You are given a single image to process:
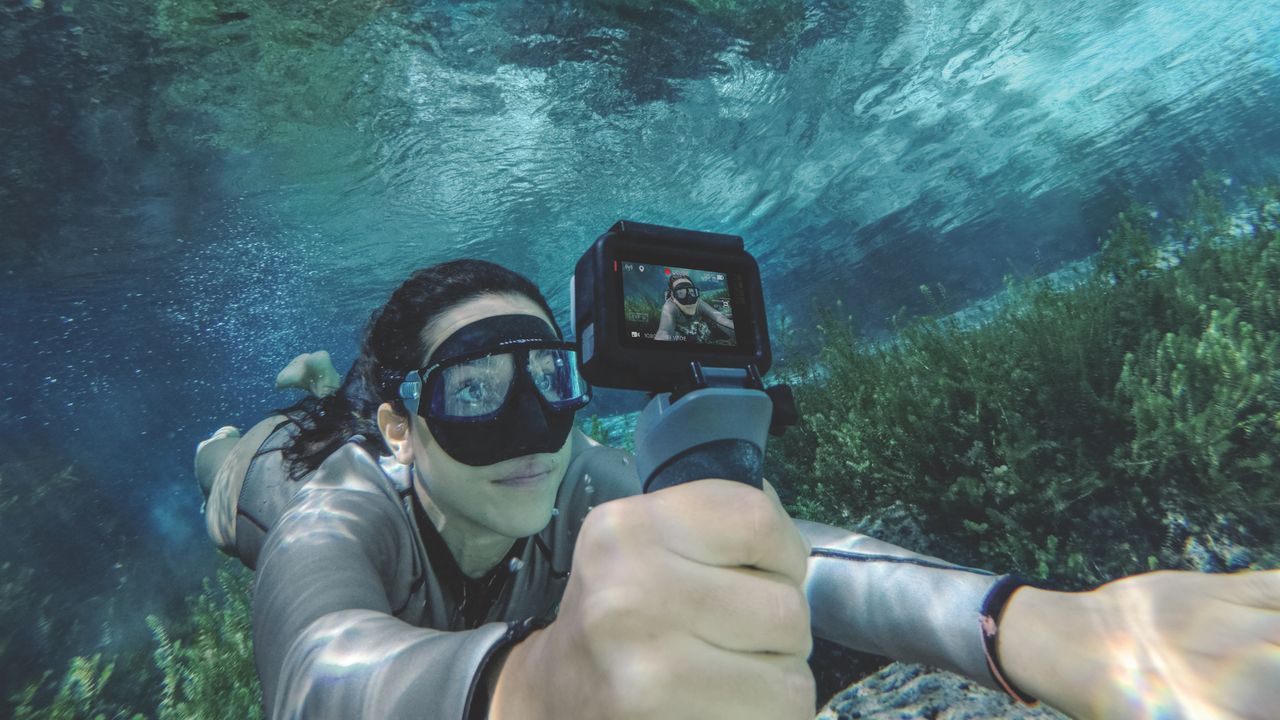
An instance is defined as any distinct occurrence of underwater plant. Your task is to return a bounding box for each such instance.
[10,654,145,720]
[8,559,260,719]
[622,293,665,331]
[0,561,35,661]
[582,413,638,453]
[0,453,262,717]
[769,179,1280,589]
[0,461,146,708]
[583,414,615,446]
[148,564,262,720]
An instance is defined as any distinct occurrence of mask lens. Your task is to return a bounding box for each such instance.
[673,286,699,301]
[430,354,516,419]
[527,348,588,407]
[424,345,589,420]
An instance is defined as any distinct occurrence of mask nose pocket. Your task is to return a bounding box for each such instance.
[504,372,556,456]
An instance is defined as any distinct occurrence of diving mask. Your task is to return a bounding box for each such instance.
[399,314,590,466]
[672,284,701,304]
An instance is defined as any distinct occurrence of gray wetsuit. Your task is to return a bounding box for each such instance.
[654,298,734,343]
[253,431,1008,719]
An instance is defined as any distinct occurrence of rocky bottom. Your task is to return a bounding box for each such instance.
[818,663,1070,720]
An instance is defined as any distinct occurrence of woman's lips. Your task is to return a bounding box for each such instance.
[494,468,550,488]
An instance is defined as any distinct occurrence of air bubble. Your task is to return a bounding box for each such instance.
[508,558,525,573]
[550,508,560,517]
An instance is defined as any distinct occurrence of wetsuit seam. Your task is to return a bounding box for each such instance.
[250,418,297,460]
[236,419,302,536]
[809,548,995,576]
[236,507,269,532]
[532,533,569,580]
[463,626,510,720]
[392,572,425,616]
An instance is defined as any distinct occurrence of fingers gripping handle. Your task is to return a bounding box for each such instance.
[634,389,773,493]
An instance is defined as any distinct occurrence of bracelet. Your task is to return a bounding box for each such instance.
[505,615,552,644]
[979,574,1040,706]
[470,617,554,720]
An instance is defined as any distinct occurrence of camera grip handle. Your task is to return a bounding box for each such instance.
[634,388,773,493]
[643,439,763,492]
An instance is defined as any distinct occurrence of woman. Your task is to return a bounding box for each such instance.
[197,260,1279,720]
[653,272,735,343]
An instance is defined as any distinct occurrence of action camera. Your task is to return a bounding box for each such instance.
[572,220,772,393]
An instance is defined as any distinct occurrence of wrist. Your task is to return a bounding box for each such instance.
[980,576,1040,706]
[488,626,550,720]
[997,586,1101,718]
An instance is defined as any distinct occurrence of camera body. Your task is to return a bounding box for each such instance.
[572,220,771,393]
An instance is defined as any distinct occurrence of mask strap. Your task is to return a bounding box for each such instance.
[400,370,424,416]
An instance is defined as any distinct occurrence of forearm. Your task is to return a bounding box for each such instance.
[260,609,510,719]
[797,520,1001,686]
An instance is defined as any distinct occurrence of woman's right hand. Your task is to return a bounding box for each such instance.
[491,479,816,720]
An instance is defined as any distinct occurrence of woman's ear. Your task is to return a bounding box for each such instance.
[377,402,414,465]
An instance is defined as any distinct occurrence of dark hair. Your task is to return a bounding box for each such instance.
[280,259,558,480]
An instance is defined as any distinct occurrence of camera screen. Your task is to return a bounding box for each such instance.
[619,261,739,348]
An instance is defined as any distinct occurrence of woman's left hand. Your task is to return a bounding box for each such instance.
[998,569,1280,719]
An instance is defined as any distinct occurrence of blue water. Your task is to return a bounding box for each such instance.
[2,0,1279,706]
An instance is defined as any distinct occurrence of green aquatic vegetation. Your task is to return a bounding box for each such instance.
[623,293,664,329]
[1118,308,1279,510]
[11,654,144,720]
[149,564,261,720]
[0,561,35,659]
[583,415,614,446]
[770,179,1280,588]
[0,457,260,717]
[0,461,137,704]
[700,288,732,313]
[10,561,260,719]
[582,414,637,453]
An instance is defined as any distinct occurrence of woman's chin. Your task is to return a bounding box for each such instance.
[488,487,558,537]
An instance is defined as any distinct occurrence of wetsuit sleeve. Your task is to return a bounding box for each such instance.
[654,300,680,340]
[795,519,1005,692]
[696,299,734,333]
[252,449,509,720]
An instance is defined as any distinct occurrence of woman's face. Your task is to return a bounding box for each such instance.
[672,279,698,316]
[403,293,573,540]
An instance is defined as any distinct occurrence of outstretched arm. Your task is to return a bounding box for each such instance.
[254,445,519,719]
[654,301,681,341]
[999,570,1280,719]
[796,519,1004,688]
[797,516,1280,719]
[697,299,734,333]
